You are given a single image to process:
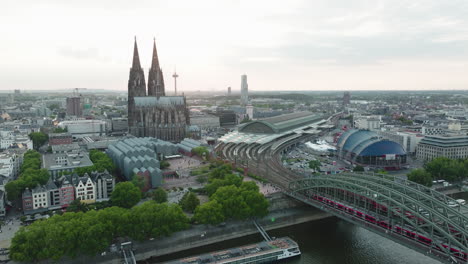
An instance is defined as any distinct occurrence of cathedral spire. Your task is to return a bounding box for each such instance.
[148,38,165,97]
[151,38,160,70]
[132,37,142,69]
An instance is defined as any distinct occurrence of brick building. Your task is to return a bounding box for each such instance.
[49,133,73,145]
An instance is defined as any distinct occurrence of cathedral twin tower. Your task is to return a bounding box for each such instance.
[128,38,165,98]
[128,38,189,142]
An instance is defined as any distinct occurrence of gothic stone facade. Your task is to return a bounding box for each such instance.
[128,39,190,142]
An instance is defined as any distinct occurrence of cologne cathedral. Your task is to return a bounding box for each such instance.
[127,38,190,142]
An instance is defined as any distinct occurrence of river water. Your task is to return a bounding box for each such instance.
[150,217,441,264]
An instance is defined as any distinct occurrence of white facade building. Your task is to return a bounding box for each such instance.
[94,173,115,202]
[32,186,49,210]
[0,152,21,179]
[58,120,107,138]
[246,105,254,120]
[75,177,96,204]
[354,116,381,131]
[379,131,423,154]
[0,135,33,150]
[417,135,468,161]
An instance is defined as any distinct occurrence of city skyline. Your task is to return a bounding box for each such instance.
[1,0,468,91]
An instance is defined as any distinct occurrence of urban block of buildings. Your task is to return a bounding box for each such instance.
[42,145,94,179]
[22,171,115,214]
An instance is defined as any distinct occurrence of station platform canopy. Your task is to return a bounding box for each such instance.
[219,112,328,146]
[239,112,326,134]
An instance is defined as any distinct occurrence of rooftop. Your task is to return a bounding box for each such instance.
[42,151,93,170]
[239,112,325,134]
[49,132,72,138]
[419,134,468,147]
[51,143,80,153]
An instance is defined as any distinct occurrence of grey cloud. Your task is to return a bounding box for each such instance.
[242,0,468,66]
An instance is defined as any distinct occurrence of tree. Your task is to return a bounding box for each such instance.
[152,187,168,203]
[424,157,451,180]
[67,199,89,213]
[48,104,60,111]
[209,164,233,180]
[111,182,141,208]
[205,179,226,196]
[194,200,225,225]
[53,127,67,133]
[242,190,269,218]
[240,181,259,192]
[407,169,433,187]
[353,165,365,172]
[9,201,191,262]
[89,150,116,174]
[131,174,146,192]
[179,192,200,213]
[196,175,208,184]
[211,185,250,219]
[192,146,209,158]
[160,160,170,169]
[128,201,189,241]
[205,174,242,196]
[5,181,21,201]
[28,132,48,150]
[309,160,321,172]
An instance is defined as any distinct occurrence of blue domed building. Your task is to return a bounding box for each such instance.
[337,129,407,169]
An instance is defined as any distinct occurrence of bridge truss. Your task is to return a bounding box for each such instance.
[288,172,468,263]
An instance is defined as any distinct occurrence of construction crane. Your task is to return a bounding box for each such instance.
[72,88,87,97]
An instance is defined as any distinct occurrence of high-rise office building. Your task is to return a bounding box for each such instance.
[343,92,351,105]
[66,97,82,116]
[227,87,231,96]
[241,75,249,106]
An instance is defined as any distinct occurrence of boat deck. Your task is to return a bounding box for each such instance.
[163,237,298,264]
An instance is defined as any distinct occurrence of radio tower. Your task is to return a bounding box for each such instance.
[172,69,179,95]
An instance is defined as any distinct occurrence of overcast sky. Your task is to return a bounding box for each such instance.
[1,0,468,92]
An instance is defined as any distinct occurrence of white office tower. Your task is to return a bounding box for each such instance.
[241,75,249,106]
[246,105,254,120]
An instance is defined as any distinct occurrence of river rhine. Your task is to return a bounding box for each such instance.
[150,217,441,264]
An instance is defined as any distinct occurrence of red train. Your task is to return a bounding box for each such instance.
[310,194,468,262]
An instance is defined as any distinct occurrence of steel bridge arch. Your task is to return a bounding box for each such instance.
[288,173,468,261]
[290,178,463,249]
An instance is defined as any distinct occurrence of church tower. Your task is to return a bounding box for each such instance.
[148,39,165,97]
[128,38,146,128]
